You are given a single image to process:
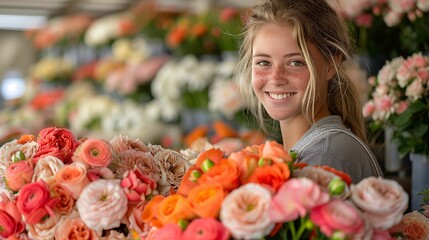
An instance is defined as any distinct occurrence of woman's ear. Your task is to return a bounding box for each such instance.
[326,54,342,80]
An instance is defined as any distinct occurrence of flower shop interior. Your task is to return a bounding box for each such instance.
[0,0,429,239]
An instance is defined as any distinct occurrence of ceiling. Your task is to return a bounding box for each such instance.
[0,0,258,30]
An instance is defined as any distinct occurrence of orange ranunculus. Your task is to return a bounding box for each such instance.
[246,162,291,192]
[212,120,238,139]
[260,141,293,164]
[188,183,225,218]
[177,166,200,196]
[183,125,209,148]
[166,26,187,48]
[229,149,259,182]
[141,195,165,228]
[156,194,196,226]
[198,159,240,192]
[195,148,225,169]
[316,165,352,186]
[191,23,207,37]
[17,134,35,144]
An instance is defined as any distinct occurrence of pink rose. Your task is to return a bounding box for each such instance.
[406,78,424,100]
[350,177,408,229]
[181,218,230,240]
[32,127,80,164]
[74,138,113,167]
[16,181,59,225]
[269,178,330,222]
[310,199,365,237]
[0,200,25,238]
[55,162,90,199]
[5,160,34,191]
[395,100,409,114]
[220,183,274,239]
[54,217,98,240]
[121,168,157,204]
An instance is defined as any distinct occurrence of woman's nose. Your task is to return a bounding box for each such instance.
[272,65,288,83]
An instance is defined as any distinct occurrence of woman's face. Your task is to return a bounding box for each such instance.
[251,23,331,122]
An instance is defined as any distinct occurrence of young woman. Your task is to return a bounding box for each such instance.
[235,0,383,183]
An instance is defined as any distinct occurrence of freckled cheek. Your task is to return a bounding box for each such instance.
[251,69,267,91]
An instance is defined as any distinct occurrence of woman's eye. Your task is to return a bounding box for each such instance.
[256,61,271,66]
[289,60,305,67]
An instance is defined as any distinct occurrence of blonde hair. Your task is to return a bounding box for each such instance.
[235,0,367,142]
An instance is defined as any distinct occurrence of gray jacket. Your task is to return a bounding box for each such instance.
[291,115,383,184]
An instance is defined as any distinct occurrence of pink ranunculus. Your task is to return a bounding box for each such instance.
[75,138,113,167]
[121,168,157,204]
[76,179,128,232]
[151,224,183,240]
[0,200,25,238]
[350,177,408,230]
[362,101,375,118]
[269,178,330,222]
[32,127,80,164]
[55,162,90,199]
[220,183,274,239]
[5,160,34,192]
[16,181,59,225]
[310,199,365,238]
[54,217,98,240]
[181,217,230,240]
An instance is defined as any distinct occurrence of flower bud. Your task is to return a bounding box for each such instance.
[304,219,315,230]
[331,231,346,240]
[258,158,272,167]
[12,151,25,162]
[289,151,298,161]
[189,169,202,182]
[178,219,189,230]
[201,159,215,172]
[329,178,346,195]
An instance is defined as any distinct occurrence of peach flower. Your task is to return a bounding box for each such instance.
[51,184,75,215]
[26,213,62,240]
[398,211,429,240]
[5,160,34,192]
[55,162,90,199]
[188,183,225,218]
[350,177,408,229]
[156,194,196,226]
[76,179,128,232]
[54,217,98,240]
[220,183,274,239]
[74,138,113,167]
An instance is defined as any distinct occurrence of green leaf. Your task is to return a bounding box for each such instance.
[407,100,426,114]
[394,112,412,128]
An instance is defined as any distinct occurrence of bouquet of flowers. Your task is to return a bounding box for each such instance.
[0,127,193,239]
[138,141,410,240]
[362,52,429,156]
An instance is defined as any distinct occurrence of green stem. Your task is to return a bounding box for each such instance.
[288,221,296,240]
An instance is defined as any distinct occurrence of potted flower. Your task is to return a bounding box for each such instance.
[362,52,429,210]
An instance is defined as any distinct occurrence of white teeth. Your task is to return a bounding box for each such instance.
[269,92,296,100]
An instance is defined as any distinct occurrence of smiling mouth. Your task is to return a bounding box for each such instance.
[269,92,296,100]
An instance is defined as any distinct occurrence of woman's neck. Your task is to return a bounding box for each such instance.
[280,115,311,152]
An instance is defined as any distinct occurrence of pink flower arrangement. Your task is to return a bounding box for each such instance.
[0,126,192,239]
[363,52,429,156]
